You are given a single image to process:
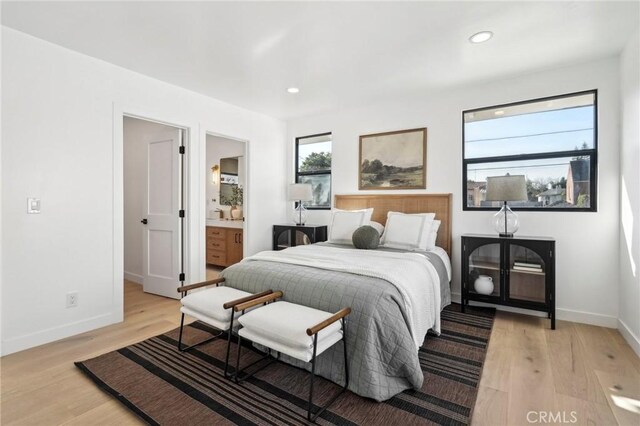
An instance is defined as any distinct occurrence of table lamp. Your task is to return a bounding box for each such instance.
[485,174,527,237]
[288,183,313,225]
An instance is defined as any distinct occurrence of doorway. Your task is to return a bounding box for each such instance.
[123,116,186,299]
[205,133,247,280]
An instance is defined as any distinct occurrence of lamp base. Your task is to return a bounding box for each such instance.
[493,203,520,237]
[292,202,308,226]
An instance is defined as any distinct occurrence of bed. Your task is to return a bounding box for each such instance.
[220,194,452,401]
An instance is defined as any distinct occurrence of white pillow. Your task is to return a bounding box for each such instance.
[328,208,374,244]
[425,220,441,250]
[381,211,435,250]
[368,221,385,236]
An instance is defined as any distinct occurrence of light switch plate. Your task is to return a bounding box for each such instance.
[27,198,41,214]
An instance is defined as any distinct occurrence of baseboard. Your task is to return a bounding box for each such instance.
[618,318,640,357]
[124,271,143,284]
[556,308,618,328]
[451,292,618,328]
[1,312,120,356]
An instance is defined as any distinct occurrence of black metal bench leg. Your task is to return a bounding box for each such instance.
[176,312,224,352]
[307,318,349,423]
[177,312,185,349]
[308,334,319,421]
[233,341,276,383]
[224,310,236,379]
[234,334,243,383]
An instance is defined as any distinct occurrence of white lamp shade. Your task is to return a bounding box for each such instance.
[288,183,313,201]
[485,175,527,201]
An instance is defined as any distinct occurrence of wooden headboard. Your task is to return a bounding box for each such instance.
[334,194,453,256]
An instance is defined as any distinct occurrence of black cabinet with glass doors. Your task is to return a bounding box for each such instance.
[273,225,328,251]
[461,234,556,329]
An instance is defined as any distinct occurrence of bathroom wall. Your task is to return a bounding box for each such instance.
[206,134,246,219]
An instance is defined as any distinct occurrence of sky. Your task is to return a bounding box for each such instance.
[465,105,594,182]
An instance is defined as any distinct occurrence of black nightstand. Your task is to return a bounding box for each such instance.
[461,234,556,329]
[273,224,328,250]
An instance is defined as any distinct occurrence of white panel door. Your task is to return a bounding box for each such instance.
[143,128,182,299]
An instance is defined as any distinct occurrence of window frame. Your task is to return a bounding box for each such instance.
[295,132,333,210]
[462,89,598,212]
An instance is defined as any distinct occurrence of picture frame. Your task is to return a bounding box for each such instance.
[359,127,427,190]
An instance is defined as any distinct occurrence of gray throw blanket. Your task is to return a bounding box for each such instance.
[220,244,450,401]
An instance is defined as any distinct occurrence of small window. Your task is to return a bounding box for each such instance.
[296,133,332,209]
[463,90,597,211]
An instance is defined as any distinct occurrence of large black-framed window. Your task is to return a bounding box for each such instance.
[295,132,332,209]
[463,90,597,212]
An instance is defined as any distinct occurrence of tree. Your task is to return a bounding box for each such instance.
[300,152,331,172]
[557,176,567,189]
[526,178,549,200]
[362,159,383,174]
[573,142,590,160]
[576,194,590,208]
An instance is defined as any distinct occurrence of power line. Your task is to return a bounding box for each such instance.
[465,127,594,143]
[468,162,572,172]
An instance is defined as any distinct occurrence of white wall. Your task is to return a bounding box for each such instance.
[287,57,621,327]
[123,117,178,283]
[619,29,640,355]
[1,27,287,355]
[205,135,245,219]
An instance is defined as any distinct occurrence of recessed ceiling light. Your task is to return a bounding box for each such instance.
[287,87,300,94]
[469,31,493,44]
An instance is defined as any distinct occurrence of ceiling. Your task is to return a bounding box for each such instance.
[2,1,638,120]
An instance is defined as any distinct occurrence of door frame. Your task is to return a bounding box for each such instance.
[113,103,197,321]
[203,131,249,277]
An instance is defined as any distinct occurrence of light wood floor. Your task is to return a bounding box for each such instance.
[1,281,638,425]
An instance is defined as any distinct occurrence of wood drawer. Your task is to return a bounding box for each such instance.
[206,227,226,239]
[206,250,227,266]
[207,238,226,250]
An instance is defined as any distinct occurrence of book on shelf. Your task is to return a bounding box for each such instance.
[513,265,544,273]
[514,261,542,268]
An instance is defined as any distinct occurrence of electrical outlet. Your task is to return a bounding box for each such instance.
[27,198,41,214]
[66,292,78,308]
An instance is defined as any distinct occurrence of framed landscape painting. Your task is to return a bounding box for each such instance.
[359,128,427,190]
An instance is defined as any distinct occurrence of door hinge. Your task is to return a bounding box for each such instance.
[179,272,185,282]
[179,209,185,218]
[179,146,185,154]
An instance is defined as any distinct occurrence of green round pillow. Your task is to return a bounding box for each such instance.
[352,225,380,249]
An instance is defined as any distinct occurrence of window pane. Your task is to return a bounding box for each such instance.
[298,134,332,173]
[466,155,592,209]
[464,93,595,159]
[298,174,331,208]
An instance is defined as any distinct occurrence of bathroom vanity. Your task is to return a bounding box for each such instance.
[206,219,243,268]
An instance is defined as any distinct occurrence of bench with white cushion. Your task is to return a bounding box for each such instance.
[176,278,272,378]
[232,291,351,422]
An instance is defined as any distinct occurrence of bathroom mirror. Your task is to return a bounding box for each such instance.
[219,157,239,205]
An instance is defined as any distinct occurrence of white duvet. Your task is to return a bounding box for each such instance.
[247,245,441,349]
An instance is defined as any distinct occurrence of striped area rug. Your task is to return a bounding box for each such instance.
[76,304,494,425]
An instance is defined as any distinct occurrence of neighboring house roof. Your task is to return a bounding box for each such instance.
[467,181,486,190]
[538,187,565,197]
[569,160,590,182]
